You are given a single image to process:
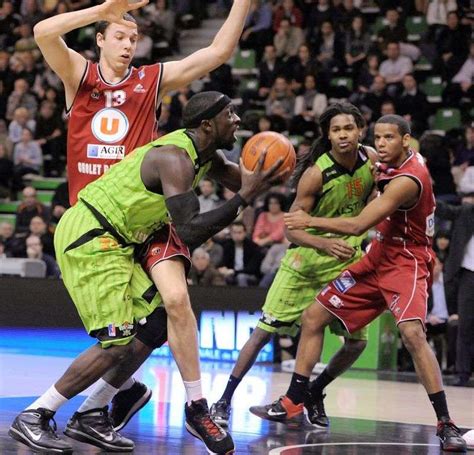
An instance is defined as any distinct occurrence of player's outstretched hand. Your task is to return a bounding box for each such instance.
[319,238,355,261]
[100,0,149,27]
[284,209,312,230]
[238,151,288,204]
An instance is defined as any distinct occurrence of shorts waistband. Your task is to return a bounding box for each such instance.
[375,231,426,246]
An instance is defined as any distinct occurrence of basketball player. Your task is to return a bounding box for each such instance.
[32,0,251,437]
[211,103,376,428]
[9,92,286,454]
[254,115,467,453]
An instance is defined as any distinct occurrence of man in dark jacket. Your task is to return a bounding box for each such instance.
[436,193,474,386]
[219,221,264,286]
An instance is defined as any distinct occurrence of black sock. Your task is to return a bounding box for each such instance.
[221,375,242,403]
[286,373,309,405]
[428,391,450,421]
[310,369,334,396]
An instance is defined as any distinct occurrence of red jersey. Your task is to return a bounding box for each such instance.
[67,62,162,205]
[376,151,436,246]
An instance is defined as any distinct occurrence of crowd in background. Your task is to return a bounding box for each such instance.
[0,0,472,377]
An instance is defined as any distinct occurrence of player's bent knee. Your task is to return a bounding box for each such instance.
[102,340,136,363]
[399,322,426,351]
[301,305,327,331]
[161,289,190,315]
[250,327,273,347]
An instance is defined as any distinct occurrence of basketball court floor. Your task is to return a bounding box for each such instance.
[1,328,473,454]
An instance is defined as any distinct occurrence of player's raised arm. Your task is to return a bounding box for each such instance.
[160,0,251,93]
[33,0,148,104]
[285,175,419,236]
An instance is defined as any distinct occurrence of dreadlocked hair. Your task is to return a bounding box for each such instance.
[291,102,366,188]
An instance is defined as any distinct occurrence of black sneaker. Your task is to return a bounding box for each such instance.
[436,417,467,452]
[185,398,235,454]
[304,391,330,428]
[110,381,152,431]
[64,406,134,452]
[210,399,231,427]
[249,395,304,423]
[9,408,73,454]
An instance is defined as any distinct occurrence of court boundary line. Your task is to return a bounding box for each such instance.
[269,442,438,454]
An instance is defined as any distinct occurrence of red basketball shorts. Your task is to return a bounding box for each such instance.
[140,224,191,275]
[316,239,435,333]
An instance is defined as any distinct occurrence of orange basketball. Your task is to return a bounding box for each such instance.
[241,131,296,182]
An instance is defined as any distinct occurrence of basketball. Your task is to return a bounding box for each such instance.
[241,131,296,182]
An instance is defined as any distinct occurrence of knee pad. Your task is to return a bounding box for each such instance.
[135,306,168,349]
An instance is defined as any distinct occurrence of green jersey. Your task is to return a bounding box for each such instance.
[306,144,374,247]
[79,129,211,244]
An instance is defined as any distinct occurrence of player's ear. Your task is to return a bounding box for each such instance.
[402,133,411,148]
[201,119,213,134]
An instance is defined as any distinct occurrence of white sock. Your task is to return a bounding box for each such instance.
[77,378,119,413]
[119,377,135,392]
[183,379,203,405]
[27,385,68,412]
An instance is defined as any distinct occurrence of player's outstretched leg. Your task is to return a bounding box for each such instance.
[210,327,272,427]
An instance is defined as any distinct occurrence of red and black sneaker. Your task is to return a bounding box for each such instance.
[185,398,235,454]
[436,417,467,452]
[249,395,304,423]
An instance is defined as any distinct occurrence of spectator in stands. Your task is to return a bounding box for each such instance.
[258,45,286,98]
[35,100,65,177]
[202,63,235,98]
[420,134,457,201]
[202,237,224,268]
[344,15,370,76]
[359,74,391,119]
[15,186,48,233]
[436,11,470,79]
[452,124,474,170]
[434,230,451,264]
[377,9,407,50]
[12,128,43,191]
[6,78,38,122]
[306,0,337,46]
[252,192,286,249]
[426,257,450,366]
[169,85,195,127]
[313,20,345,74]
[25,233,60,278]
[0,1,21,49]
[335,0,362,31]
[239,0,273,60]
[436,193,474,386]
[379,41,413,96]
[265,76,295,129]
[50,179,70,226]
[188,247,225,286]
[356,53,381,93]
[156,103,180,136]
[0,221,16,256]
[425,0,457,40]
[380,99,396,116]
[273,0,303,33]
[0,237,6,258]
[274,18,304,59]
[219,221,263,287]
[14,22,40,54]
[144,0,176,45]
[222,187,255,235]
[28,214,54,257]
[8,106,36,145]
[0,120,12,157]
[20,0,45,27]
[444,41,474,105]
[0,79,7,122]
[286,43,322,91]
[291,74,327,135]
[259,237,290,288]
[198,178,222,213]
[396,73,428,137]
[0,143,13,198]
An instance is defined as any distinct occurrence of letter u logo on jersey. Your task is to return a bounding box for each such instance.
[91,108,129,143]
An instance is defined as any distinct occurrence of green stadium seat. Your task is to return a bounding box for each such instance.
[370,17,389,39]
[432,108,462,133]
[238,77,259,95]
[30,178,66,191]
[330,77,353,91]
[421,76,445,103]
[0,201,20,214]
[232,49,258,76]
[414,56,433,72]
[0,213,16,226]
[406,16,428,42]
